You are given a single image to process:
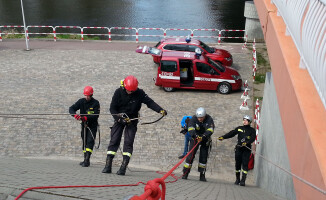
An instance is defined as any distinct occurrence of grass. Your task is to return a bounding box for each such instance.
[255,73,266,84]
[253,96,263,101]
[256,51,268,66]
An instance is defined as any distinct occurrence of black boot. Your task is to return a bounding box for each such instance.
[79,152,86,165]
[117,156,130,175]
[199,172,207,182]
[240,173,247,186]
[81,152,91,167]
[182,167,190,180]
[102,155,114,173]
[234,172,241,185]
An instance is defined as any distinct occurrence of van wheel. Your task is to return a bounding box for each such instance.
[218,82,231,94]
[163,87,175,92]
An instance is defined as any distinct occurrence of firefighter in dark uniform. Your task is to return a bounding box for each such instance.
[102,75,167,175]
[182,107,214,182]
[218,115,256,186]
[69,86,100,167]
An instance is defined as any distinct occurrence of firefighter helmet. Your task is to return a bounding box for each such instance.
[243,115,252,122]
[196,107,206,118]
[83,86,93,96]
[124,75,138,92]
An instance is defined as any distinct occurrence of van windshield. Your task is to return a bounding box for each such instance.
[200,41,214,53]
[208,58,225,72]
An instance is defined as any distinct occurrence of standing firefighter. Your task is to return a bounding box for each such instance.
[102,75,167,175]
[182,107,214,182]
[69,86,100,167]
[218,115,256,186]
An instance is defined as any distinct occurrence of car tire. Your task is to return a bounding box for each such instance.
[163,87,175,92]
[218,82,231,94]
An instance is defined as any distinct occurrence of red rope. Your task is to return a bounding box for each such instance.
[131,140,200,200]
[15,182,146,200]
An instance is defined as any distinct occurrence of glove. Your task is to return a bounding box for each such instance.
[118,117,131,125]
[242,142,247,146]
[218,136,224,141]
[81,116,87,122]
[160,109,167,116]
[74,114,81,120]
[180,128,187,135]
[196,136,202,142]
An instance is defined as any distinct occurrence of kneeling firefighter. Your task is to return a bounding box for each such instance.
[102,75,167,175]
[69,86,100,167]
[218,115,256,186]
[182,107,215,182]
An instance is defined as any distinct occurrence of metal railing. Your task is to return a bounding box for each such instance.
[271,0,326,109]
[0,25,246,44]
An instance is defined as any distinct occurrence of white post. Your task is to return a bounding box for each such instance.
[20,0,30,50]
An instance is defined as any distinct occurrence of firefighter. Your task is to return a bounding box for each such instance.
[218,115,256,186]
[69,86,100,167]
[182,107,214,182]
[102,75,167,175]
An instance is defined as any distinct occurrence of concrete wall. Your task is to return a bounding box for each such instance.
[254,0,326,199]
[244,1,264,42]
[255,72,296,200]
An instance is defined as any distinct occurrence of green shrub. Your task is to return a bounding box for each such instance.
[255,73,265,83]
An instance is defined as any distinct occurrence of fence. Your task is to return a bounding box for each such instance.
[0,25,246,44]
[271,0,326,109]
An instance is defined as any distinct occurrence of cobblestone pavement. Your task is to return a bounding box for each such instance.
[0,40,281,200]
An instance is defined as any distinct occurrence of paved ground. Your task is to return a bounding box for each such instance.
[0,157,285,200]
[0,40,283,200]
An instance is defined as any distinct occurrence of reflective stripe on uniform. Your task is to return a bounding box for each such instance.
[87,111,95,114]
[198,163,206,168]
[86,148,93,153]
[184,163,192,168]
[207,128,213,132]
[123,152,132,157]
[83,150,86,153]
[236,170,241,173]
[107,151,116,155]
[242,170,248,174]
[188,127,195,131]
[238,129,243,132]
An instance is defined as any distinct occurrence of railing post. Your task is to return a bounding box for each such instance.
[218,31,221,45]
[135,28,139,43]
[53,27,56,42]
[108,28,111,42]
[81,28,84,42]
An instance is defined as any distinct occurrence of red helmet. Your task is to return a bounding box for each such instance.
[124,75,138,92]
[83,86,93,96]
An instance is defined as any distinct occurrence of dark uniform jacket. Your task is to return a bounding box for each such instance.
[222,125,256,148]
[188,114,215,138]
[110,87,163,121]
[69,98,100,126]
